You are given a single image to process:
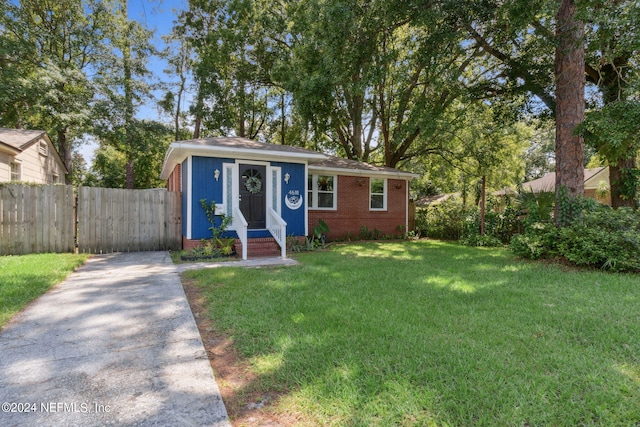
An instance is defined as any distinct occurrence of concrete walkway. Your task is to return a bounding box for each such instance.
[0,251,230,427]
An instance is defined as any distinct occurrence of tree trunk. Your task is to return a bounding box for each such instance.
[125,156,135,189]
[598,59,635,208]
[480,176,486,236]
[193,86,204,139]
[122,7,135,189]
[554,0,585,220]
[57,128,72,184]
[609,159,638,209]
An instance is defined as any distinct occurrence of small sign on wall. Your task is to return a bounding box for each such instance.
[285,190,303,210]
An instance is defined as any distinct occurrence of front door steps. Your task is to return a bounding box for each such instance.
[234,237,281,258]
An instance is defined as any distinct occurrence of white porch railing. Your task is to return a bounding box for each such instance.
[233,206,249,260]
[267,207,287,258]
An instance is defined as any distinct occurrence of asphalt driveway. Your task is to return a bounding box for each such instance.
[0,251,230,426]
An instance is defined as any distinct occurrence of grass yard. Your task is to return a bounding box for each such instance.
[184,240,640,426]
[0,253,90,328]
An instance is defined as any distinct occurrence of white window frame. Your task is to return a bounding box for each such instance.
[39,140,49,156]
[268,166,282,215]
[10,161,21,181]
[369,178,387,211]
[308,173,337,210]
[222,162,237,222]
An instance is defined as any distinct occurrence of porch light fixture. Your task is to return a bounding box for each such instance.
[284,173,290,184]
[395,182,403,189]
[214,169,220,181]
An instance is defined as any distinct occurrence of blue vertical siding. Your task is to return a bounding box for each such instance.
[191,156,235,239]
[185,157,307,240]
[272,161,306,236]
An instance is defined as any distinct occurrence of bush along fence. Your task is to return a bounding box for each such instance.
[0,184,181,255]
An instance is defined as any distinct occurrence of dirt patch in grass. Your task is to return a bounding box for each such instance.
[181,277,296,427]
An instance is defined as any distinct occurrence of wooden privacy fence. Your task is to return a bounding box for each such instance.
[77,187,181,253]
[0,184,75,255]
[0,184,182,255]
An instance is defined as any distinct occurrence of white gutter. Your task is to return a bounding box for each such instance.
[308,165,420,180]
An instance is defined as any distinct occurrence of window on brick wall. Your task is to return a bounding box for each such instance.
[370,178,387,210]
[308,174,336,209]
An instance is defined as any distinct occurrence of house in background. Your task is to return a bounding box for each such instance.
[0,128,67,184]
[520,167,611,205]
[160,137,418,259]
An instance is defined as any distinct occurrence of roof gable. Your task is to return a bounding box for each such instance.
[0,128,46,150]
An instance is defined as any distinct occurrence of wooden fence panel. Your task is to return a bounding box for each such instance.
[76,187,181,253]
[0,184,74,255]
[1,185,181,255]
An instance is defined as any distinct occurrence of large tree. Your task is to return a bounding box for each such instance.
[184,0,276,139]
[554,0,585,207]
[0,0,109,183]
[92,0,155,189]
[458,0,639,208]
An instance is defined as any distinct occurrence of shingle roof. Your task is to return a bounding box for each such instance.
[0,128,46,150]
[308,154,418,178]
[521,168,606,193]
[183,137,324,156]
[160,137,418,180]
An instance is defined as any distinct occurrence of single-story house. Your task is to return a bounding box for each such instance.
[160,137,418,259]
[0,128,67,184]
[521,167,611,205]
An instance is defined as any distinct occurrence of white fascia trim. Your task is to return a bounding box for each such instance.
[161,143,325,180]
[308,165,419,180]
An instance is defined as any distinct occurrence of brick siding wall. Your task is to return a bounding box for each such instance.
[166,164,181,192]
[308,175,408,240]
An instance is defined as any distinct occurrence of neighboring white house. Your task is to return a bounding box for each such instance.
[0,128,67,184]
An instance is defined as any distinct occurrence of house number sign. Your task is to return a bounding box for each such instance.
[285,190,303,210]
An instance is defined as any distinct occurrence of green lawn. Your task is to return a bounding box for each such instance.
[185,240,640,426]
[0,253,90,328]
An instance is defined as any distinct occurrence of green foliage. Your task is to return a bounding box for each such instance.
[555,187,599,227]
[287,235,305,253]
[578,101,640,165]
[557,207,640,272]
[0,253,89,327]
[199,198,232,240]
[415,198,467,240]
[359,225,383,240]
[510,223,559,259]
[460,207,517,247]
[516,190,555,226]
[304,219,330,250]
[511,206,640,272]
[87,121,172,188]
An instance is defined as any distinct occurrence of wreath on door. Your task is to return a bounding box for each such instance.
[244,169,263,194]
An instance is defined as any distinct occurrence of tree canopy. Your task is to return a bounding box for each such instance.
[0,0,638,203]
